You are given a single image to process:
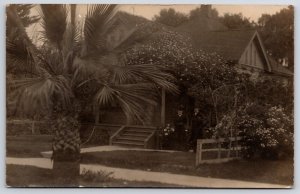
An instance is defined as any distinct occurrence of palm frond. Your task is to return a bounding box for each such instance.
[61,24,82,73]
[62,4,81,59]
[106,63,178,93]
[6,5,40,66]
[6,34,35,75]
[38,48,64,75]
[94,83,158,123]
[71,56,107,87]
[10,75,73,115]
[39,4,68,49]
[83,4,117,54]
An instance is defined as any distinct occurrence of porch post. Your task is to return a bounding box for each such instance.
[161,88,166,127]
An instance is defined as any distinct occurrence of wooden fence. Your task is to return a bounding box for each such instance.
[196,136,243,165]
[6,120,52,135]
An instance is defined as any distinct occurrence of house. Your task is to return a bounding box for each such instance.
[95,8,294,148]
[176,5,293,84]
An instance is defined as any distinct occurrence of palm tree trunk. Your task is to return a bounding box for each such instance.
[52,115,81,187]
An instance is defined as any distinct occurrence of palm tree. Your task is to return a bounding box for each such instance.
[7,4,177,186]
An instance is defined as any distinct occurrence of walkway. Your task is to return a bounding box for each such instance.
[41,145,179,158]
[6,157,290,188]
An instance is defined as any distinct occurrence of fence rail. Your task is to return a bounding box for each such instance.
[7,120,52,135]
[196,136,243,165]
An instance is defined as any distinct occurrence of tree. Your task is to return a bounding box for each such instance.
[257,6,294,70]
[6,4,39,75]
[6,4,39,36]
[153,8,188,27]
[189,6,219,20]
[219,13,254,29]
[6,4,177,186]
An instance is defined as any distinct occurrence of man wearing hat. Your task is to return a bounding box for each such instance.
[173,106,187,151]
[189,107,207,152]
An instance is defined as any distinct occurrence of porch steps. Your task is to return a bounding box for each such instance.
[110,126,157,148]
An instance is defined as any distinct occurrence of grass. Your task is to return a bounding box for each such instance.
[6,135,294,186]
[6,135,97,158]
[6,164,179,187]
[81,150,294,186]
[6,135,52,158]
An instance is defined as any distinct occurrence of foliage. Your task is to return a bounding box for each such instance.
[257,6,294,70]
[246,77,294,113]
[162,124,175,137]
[189,6,219,19]
[159,124,175,149]
[6,4,39,75]
[207,76,294,160]
[214,112,238,139]
[153,8,188,27]
[6,4,40,36]
[219,13,254,29]
[81,169,113,183]
[124,22,241,126]
[6,5,178,181]
[213,103,293,161]
[237,103,294,159]
[7,5,177,124]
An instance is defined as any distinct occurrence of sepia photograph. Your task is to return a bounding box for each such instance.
[5,4,294,188]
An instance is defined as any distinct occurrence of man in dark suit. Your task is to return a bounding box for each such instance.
[173,108,187,151]
[189,108,207,152]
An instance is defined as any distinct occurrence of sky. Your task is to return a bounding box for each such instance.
[74,4,288,22]
[29,4,288,23]
[27,4,288,40]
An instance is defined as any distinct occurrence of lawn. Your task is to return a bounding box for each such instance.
[7,135,294,186]
[6,164,178,187]
[6,135,52,158]
[81,150,294,186]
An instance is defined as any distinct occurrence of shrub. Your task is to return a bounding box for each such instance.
[211,101,294,160]
[159,124,175,149]
[238,104,294,159]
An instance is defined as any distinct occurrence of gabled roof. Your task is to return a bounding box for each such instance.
[194,29,256,62]
[112,11,148,27]
[176,17,257,62]
[176,16,276,73]
[177,16,228,33]
[110,11,293,77]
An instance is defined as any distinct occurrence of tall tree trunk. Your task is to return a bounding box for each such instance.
[52,115,81,187]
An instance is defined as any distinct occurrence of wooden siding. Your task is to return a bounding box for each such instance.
[239,38,265,70]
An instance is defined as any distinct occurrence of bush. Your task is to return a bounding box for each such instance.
[158,124,176,150]
[238,104,294,159]
[211,101,294,160]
